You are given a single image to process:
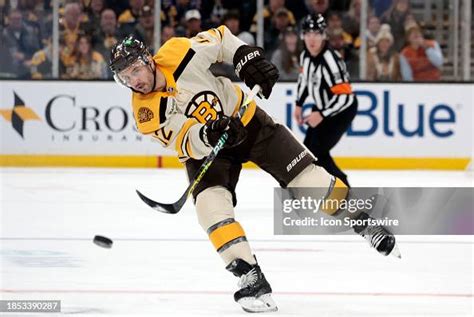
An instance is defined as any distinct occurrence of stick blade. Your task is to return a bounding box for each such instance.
[136,189,183,214]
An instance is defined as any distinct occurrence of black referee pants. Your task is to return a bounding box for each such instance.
[303,99,358,187]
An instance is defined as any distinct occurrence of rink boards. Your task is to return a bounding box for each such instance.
[0,80,472,169]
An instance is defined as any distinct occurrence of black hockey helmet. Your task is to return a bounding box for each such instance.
[109,35,156,90]
[301,13,327,34]
[109,35,150,74]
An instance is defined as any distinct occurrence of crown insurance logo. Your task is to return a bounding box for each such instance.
[0,92,41,138]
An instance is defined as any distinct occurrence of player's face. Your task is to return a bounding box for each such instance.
[118,60,155,94]
[304,31,324,56]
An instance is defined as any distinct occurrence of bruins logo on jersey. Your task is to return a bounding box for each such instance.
[185,91,223,124]
[137,107,154,123]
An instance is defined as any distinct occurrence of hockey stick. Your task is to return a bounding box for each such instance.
[136,85,261,214]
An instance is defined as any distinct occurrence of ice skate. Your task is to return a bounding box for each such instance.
[353,212,401,258]
[226,258,278,313]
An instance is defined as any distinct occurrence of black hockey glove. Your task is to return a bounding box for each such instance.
[203,115,247,148]
[233,45,279,99]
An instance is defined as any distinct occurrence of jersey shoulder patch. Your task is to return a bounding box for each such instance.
[132,91,170,134]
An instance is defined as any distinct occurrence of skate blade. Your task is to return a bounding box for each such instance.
[238,293,278,313]
[390,243,402,259]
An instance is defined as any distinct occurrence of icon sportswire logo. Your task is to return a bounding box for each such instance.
[0,92,41,138]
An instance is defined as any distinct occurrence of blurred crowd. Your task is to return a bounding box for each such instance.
[0,0,444,81]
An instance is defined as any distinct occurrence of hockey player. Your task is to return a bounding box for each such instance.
[295,14,358,187]
[109,25,400,313]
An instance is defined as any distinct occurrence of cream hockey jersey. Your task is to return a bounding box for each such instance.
[131,25,257,161]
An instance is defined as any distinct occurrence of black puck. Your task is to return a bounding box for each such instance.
[93,235,113,248]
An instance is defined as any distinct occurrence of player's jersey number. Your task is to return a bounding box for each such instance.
[153,126,173,146]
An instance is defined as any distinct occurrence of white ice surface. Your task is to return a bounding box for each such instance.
[0,168,473,316]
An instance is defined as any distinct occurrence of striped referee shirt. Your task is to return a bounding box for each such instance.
[296,43,356,117]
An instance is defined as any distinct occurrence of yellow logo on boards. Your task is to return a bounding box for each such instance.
[0,92,41,138]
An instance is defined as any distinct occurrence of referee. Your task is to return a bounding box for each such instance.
[294,13,358,187]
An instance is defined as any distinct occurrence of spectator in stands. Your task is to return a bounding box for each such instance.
[184,9,201,38]
[271,26,301,81]
[84,0,105,29]
[93,8,121,78]
[261,7,295,56]
[366,24,401,80]
[161,24,175,45]
[118,0,144,24]
[132,5,154,50]
[68,33,107,79]
[160,1,178,28]
[223,11,255,45]
[327,27,359,79]
[403,13,418,31]
[371,0,393,18]
[366,15,381,48]
[327,27,345,54]
[342,0,362,38]
[2,9,41,78]
[216,0,255,31]
[273,8,294,35]
[327,11,356,48]
[17,0,43,40]
[206,0,226,28]
[95,9,120,54]
[285,0,309,21]
[381,0,411,51]
[306,0,331,17]
[105,0,129,18]
[60,2,88,63]
[250,0,296,36]
[175,0,195,25]
[0,30,15,76]
[31,0,54,42]
[118,0,144,35]
[400,25,443,81]
[29,39,67,79]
